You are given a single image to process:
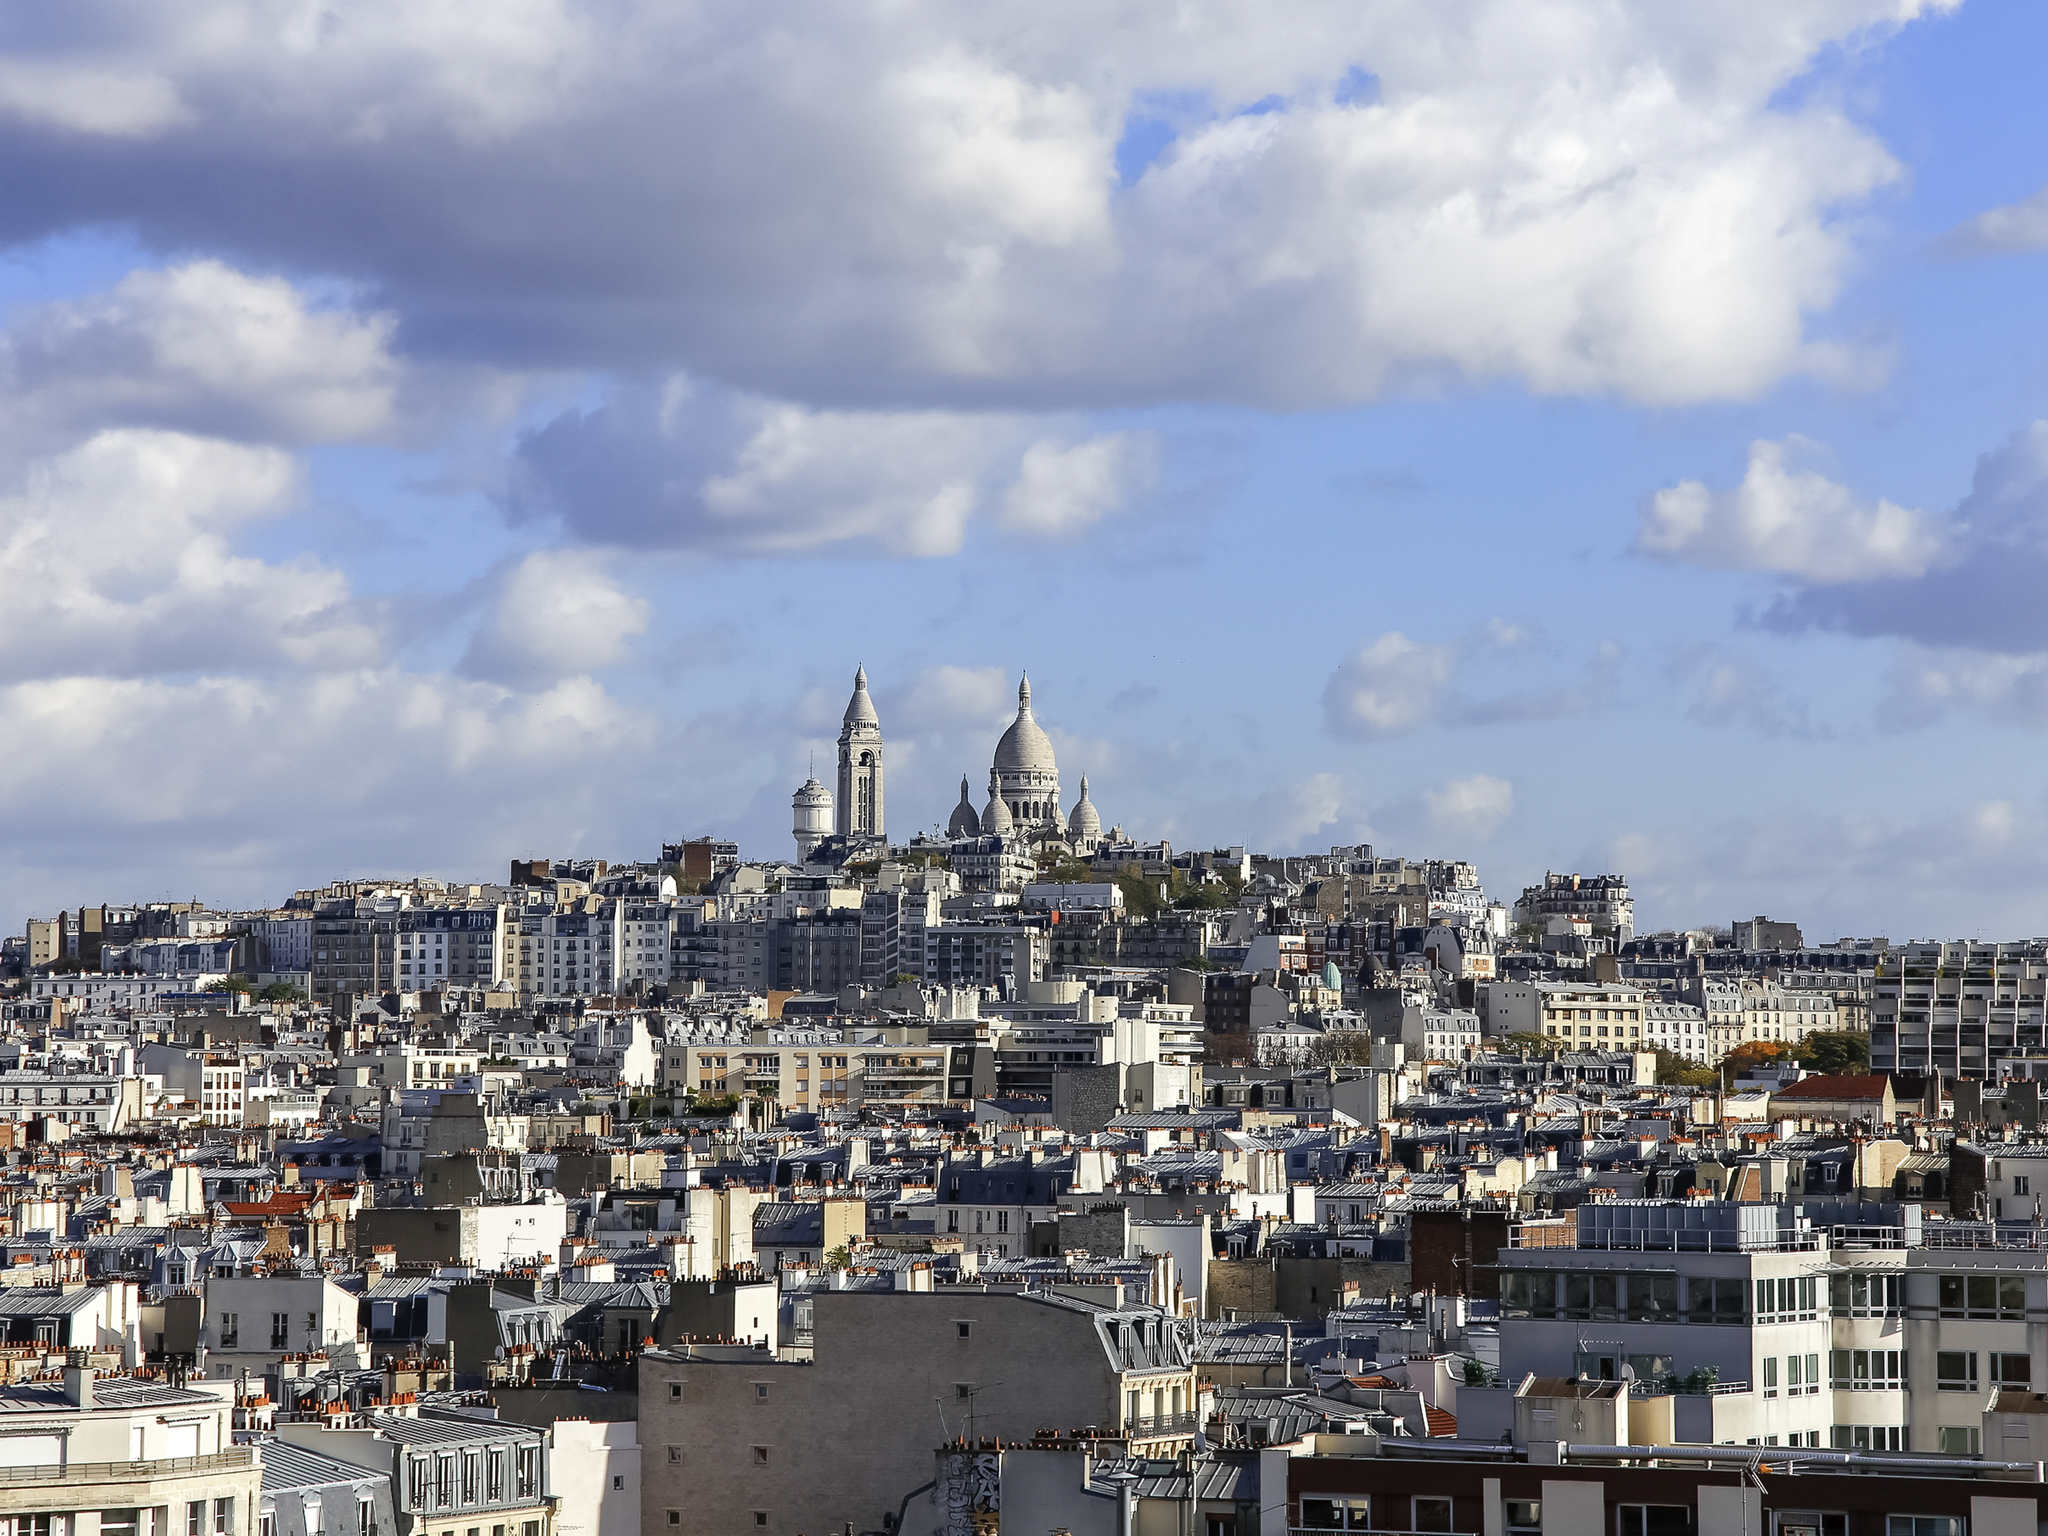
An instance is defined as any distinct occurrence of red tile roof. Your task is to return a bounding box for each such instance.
[1772,1074,1889,1101]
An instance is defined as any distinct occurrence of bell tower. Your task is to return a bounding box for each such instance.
[836,665,885,839]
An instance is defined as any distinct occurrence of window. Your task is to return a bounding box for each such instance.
[956,1321,972,1339]
[462,1453,480,1504]
[1992,1352,2031,1387]
[752,1447,768,1465]
[1617,1507,1692,1536]
[102,1514,140,1536]
[1411,1497,1454,1534]
[271,1312,290,1348]
[1936,1351,1979,1392]
[1831,1426,1905,1451]
[666,1448,682,1465]
[668,1384,682,1400]
[753,1383,770,1401]
[1830,1349,1904,1391]
[409,1459,430,1507]
[1936,1426,1981,1457]
[1505,1501,1541,1536]
[1886,1520,1963,1536]
[436,1457,455,1507]
[1938,1273,2026,1319]
[359,1500,376,1536]
[1828,1272,1902,1318]
[2017,1176,2031,1196]
[189,1504,207,1536]
[214,1502,233,1536]
[219,1313,239,1349]
[486,1451,505,1501]
[516,1448,538,1500]
[665,1518,679,1529]
[1763,1357,1778,1398]
[752,1518,767,1530]
[1296,1501,1373,1531]
[610,1478,623,1493]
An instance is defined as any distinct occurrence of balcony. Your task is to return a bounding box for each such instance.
[0,1448,257,1486]
[1126,1411,1199,1438]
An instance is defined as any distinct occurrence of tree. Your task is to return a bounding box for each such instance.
[1113,871,1165,920]
[1722,1039,1791,1073]
[256,982,304,1003]
[1653,1050,1718,1089]
[1795,1030,1869,1076]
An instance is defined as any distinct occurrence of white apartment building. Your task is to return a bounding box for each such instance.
[1513,872,1634,940]
[506,901,626,999]
[1484,980,1646,1049]
[1644,1001,1712,1062]
[393,906,508,993]
[0,1073,144,1131]
[1400,1005,1481,1061]
[1696,978,1839,1058]
[200,1059,246,1126]
[0,1358,258,1536]
[1486,1202,2048,1458]
[1872,940,2048,1078]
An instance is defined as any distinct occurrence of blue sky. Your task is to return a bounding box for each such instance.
[1,1,2046,940]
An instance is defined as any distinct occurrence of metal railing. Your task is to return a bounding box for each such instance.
[1126,1411,1199,1437]
[0,1448,256,1485]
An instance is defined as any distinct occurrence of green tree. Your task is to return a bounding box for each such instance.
[1794,1030,1869,1076]
[1653,1049,1718,1089]
[256,982,305,1003]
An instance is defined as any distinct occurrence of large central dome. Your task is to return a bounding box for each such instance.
[992,674,1057,774]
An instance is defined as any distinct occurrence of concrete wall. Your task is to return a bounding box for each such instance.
[639,1291,1146,1536]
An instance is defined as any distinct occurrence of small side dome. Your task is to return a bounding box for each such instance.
[1066,774,1102,840]
[981,770,1013,836]
[946,776,981,838]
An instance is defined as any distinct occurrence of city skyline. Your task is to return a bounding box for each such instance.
[4,4,2048,938]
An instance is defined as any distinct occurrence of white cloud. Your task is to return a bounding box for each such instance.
[514,378,1159,555]
[1951,185,2048,254]
[0,1,1955,408]
[1426,774,1514,842]
[1321,632,1454,738]
[890,665,1014,733]
[0,428,379,679]
[0,261,399,447]
[1638,437,1947,583]
[0,59,186,137]
[1000,432,1156,536]
[0,666,654,921]
[462,549,649,684]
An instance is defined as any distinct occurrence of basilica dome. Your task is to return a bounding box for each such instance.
[992,675,1057,775]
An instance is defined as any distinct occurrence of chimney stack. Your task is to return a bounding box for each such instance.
[63,1348,94,1408]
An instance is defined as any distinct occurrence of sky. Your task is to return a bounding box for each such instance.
[2,1,2048,940]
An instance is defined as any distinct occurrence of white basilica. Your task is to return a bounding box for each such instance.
[791,668,1104,861]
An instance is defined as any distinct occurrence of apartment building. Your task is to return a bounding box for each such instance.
[1513,872,1635,940]
[1871,940,2048,1078]
[393,907,507,993]
[638,1288,1195,1536]
[1484,981,1647,1049]
[1484,1200,2048,1458]
[0,1357,259,1536]
[1695,978,1839,1057]
[277,1412,553,1536]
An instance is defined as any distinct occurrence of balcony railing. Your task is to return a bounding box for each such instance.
[0,1448,257,1486]
[1126,1411,1199,1438]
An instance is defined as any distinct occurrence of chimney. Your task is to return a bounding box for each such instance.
[63,1348,94,1408]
